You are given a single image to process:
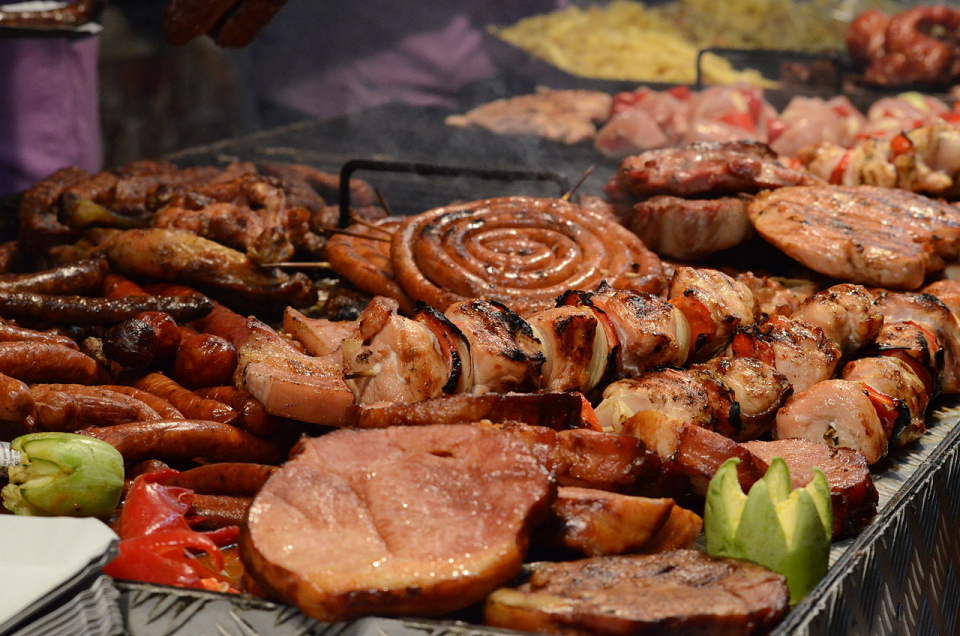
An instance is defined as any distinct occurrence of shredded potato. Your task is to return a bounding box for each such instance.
[493,0,895,86]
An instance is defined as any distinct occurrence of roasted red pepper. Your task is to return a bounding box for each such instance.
[829,151,852,184]
[669,291,716,358]
[889,134,912,160]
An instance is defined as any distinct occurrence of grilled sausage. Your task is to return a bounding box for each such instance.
[0,321,79,350]
[133,373,238,425]
[187,494,252,529]
[0,342,110,384]
[102,318,158,369]
[132,312,182,365]
[164,462,277,496]
[99,385,184,419]
[103,273,150,299]
[0,292,213,326]
[32,384,162,432]
[0,372,35,422]
[193,386,280,438]
[173,333,237,389]
[0,258,108,295]
[79,419,285,464]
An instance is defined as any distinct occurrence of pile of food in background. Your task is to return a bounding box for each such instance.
[491,0,897,85]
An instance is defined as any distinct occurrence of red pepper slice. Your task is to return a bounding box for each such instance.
[880,349,937,398]
[861,384,904,439]
[120,469,193,540]
[829,151,852,184]
[577,394,603,432]
[889,134,912,160]
[719,111,755,132]
[610,88,649,115]
[667,85,692,100]
[766,117,787,144]
[740,88,763,121]
[940,112,960,124]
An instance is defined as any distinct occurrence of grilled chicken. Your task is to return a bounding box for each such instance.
[565,283,691,379]
[485,550,789,636]
[595,370,717,434]
[693,356,791,441]
[842,356,928,446]
[667,266,758,362]
[923,279,960,317]
[791,284,883,356]
[729,314,841,393]
[341,297,449,404]
[735,271,818,317]
[873,290,960,393]
[775,379,888,464]
[874,320,943,398]
[750,185,960,289]
[444,300,544,395]
[527,305,610,394]
[629,196,754,260]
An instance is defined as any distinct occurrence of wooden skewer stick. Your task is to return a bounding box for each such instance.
[562,165,596,201]
[349,213,394,237]
[324,227,391,243]
[374,188,395,217]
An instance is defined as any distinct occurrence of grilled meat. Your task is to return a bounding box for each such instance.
[749,185,960,289]
[791,284,883,356]
[596,370,718,434]
[484,550,789,636]
[630,196,754,260]
[842,356,928,446]
[527,305,610,394]
[693,356,791,442]
[735,272,817,318]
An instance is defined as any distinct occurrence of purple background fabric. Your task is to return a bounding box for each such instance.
[0,34,101,196]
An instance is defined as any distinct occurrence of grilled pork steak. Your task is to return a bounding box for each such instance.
[484,550,789,636]
[750,185,960,289]
[630,195,754,260]
[241,425,553,622]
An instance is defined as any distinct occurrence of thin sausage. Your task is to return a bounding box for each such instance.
[79,419,286,464]
[0,342,110,384]
[0,322,79,350]
[0,372,35,421]
[0,292,213,326]
[100,385,184,419]
[0,258,108,295]
[145,283,251,349]
[32,384,161,431]
[187,494,252,529]
[133,373,238,425]
[194,386,281,438]
[173,333,237,389]
[163,462,277,496]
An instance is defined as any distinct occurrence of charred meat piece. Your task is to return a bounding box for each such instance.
[730,315,841,393]
[750,185,960,289]
[775,379,888,464]
[595,370,718,435]
[735,272,817,318]
[791,284,883,356]
[668,266,758,362]
[873,290,960,394]
[742,438,878,539]
[527,305,609,394]
[604,140,814,201]
[444,300,544,395]
[18,167,88,258]
[541,487,679,557]
[241,424,554,622]
[341,297,448,404]
[693,356,791,442]
[873,320,943,398]
[484,550,789,636]
[630,196,754,261]
[923,279,960,318]
[564,283,690,379]
[842,356,928,446]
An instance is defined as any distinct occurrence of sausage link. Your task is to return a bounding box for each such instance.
[187,494,252,529]
[103,274,149,299]
[129,458,171,478]
[173,333,237,389]
[0,258,108,295]
[133,373,238,425]
[0,292,213,326]
[102,318,158,369]
[32,384,161,431]
[0,321,79,350]
[163,462,277,496]
[0,342,110,384]
[79,419,286,464]
[145,283,251,349]
[133,312,181,365]
[100,385,184,419]
[0,372,35,421]
[194,386,280,438]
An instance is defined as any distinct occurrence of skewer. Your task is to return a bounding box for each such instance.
[374,188,395,217]
[349,213,394,237]
[562,165,596,201]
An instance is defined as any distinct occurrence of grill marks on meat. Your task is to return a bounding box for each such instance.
[630,195,755,260]
[693,356,791,441]
[527,305,608,394]
[750,185,960,289]
[605,141,814,201]
[484,550,789,636]
[791,284,883,356]
[241,425,554,622]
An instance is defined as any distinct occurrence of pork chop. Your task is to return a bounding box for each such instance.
[750,185,960,289]
[241,424,554,622]
[630,196,754,260]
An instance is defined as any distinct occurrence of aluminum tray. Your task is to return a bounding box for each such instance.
[115,398,960,636]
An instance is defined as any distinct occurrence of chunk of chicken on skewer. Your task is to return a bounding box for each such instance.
[791,284,883,356]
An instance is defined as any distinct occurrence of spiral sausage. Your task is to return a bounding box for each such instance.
[391,197,664,317]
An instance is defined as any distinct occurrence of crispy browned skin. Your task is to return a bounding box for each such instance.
[0,373,35,422]
[791,284,883,356]
[552,428,652,493]
[742,438,878,538]
[172,333,238,389]
[79,419,285,464]
[528,305,605,394]
[242,425,554,622]
[392,197,664,317]
[543,487,676,557]
[100,385,184,419]
[100,229,316,309]
[0,259,108,295]
[31,384,161,432]
[484,550,789,636]
[18,167,88,256]
[133,312,182,366]
[194,386,280,438]
[133,373,238,425]
[0,342,110,385]
[0,322,78,350]
[750,185,960,289]
[0,292,212,326]
[164,462,277,496]
[187,494,252,529]
[623,411,769,496]
[102,318,160,369]
[639,506,703,553]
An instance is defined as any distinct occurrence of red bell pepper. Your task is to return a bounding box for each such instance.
[889,134,912,160]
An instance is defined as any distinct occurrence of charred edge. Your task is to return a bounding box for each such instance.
[414,305,464,395]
